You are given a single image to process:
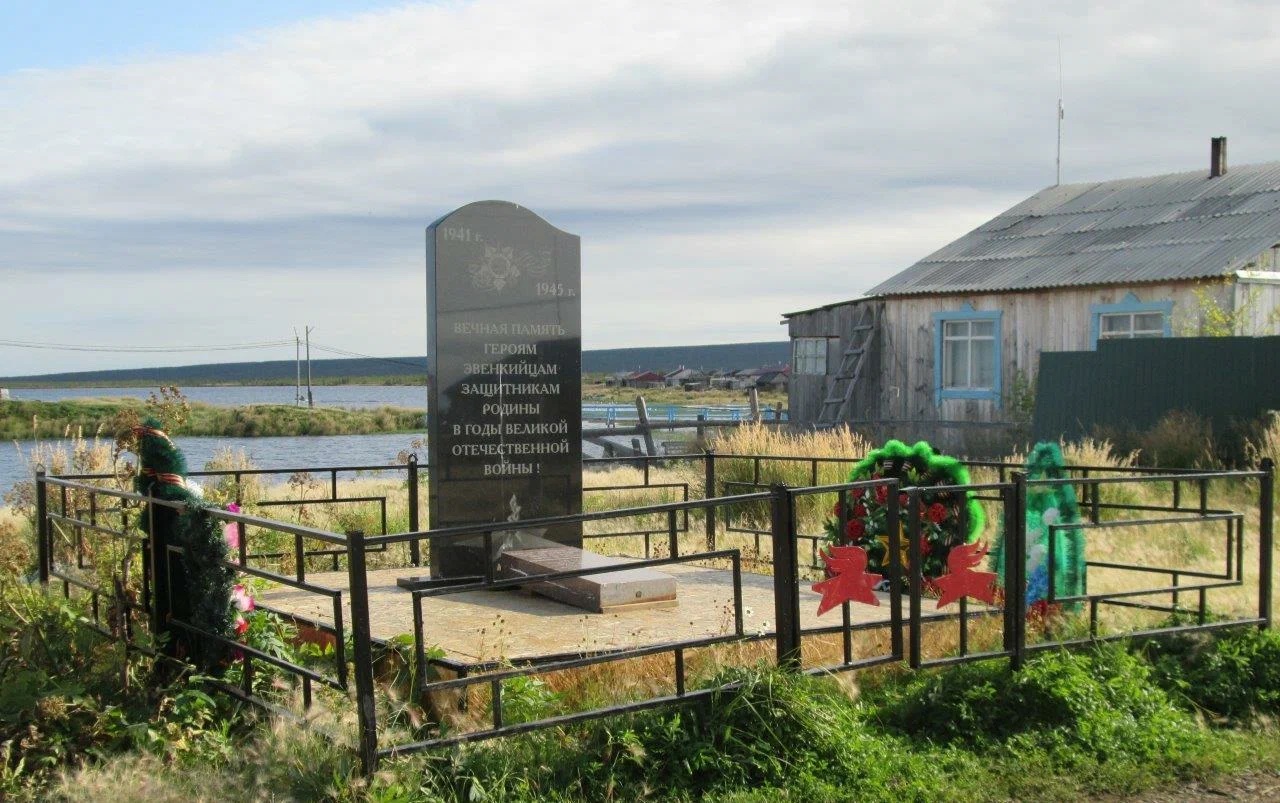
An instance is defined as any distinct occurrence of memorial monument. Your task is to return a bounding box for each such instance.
[425,201,675,611]
[426,201,584,577]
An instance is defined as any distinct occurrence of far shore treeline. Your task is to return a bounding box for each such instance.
[0,340,788,388]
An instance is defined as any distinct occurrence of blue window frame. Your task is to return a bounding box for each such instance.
[933,304,1002,406]
[1089,293,1173,349]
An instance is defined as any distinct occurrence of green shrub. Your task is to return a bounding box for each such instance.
[1146,628,1280,721]
[415,665,963,801]
[869,645,1203,762]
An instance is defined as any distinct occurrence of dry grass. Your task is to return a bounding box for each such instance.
[5,426,1277,740]
[711,424,869,532]
[712,422,870,467]
[1246,412,1280,469]
[0,506,31,580]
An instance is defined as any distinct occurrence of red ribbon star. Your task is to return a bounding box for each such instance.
[934,541,998,608]
[812,545,882,615]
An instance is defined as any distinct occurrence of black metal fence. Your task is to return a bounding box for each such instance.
[30,453,1275,774]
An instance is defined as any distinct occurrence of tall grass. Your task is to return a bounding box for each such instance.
[711,424,869,532]
[1246,411,1280,469]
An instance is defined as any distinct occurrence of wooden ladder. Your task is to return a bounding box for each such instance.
[818,305,877,425]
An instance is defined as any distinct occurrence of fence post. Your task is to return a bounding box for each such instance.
[907,487,923,669]
[346,529,379,774]
[144,483,176,644]
[770,483,802,670]
[635,396,657,456]
[704,449,717,551]
[1010,471,1028,670]
[407,455,421,567]
[36,470,49,587]
[1259,458,1274,630]
[885,480,903,660]
[1001,482,1015,656]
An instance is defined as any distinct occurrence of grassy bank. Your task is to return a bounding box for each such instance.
[0,398,425,440]
[0,374,427,389]
[3,586,1278,803]
[3,426,1280,799]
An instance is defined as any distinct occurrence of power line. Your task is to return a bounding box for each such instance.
[0,338,293,353]
[310,343,427,371]
[0,334,425,370]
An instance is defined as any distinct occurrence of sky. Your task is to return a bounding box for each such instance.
[2,0,1279,376]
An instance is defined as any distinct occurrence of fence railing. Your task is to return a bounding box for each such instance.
[31,456,1275,775]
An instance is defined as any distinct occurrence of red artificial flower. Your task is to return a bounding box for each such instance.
[920,537,932,556]
[874,485,889,504]
[832,501,843,518]
[852,487,866,500]
[853,503,867,518]
[845,519,866,540]
[928,503,948,524]
[898,492,909,508]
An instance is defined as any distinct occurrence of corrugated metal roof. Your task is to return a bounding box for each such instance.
[864,161,1280,297]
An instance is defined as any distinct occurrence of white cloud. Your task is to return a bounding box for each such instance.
[2,0,1279,374]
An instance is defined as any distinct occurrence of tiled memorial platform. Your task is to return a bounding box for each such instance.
[257,562,955,664]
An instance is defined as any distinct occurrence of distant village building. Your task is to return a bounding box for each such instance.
[619,370,666,389]
[663,366,703,387]
[753,364,791,393]
[785,139,1280,450]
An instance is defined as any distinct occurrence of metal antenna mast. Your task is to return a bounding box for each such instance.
[305,326,314,409]
[1056,38,1064,186]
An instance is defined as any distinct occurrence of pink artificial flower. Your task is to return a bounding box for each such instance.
[234,616,249,636]
[224,504,241,551]
[232,583,255,613]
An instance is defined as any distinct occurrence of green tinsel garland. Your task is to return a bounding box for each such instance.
[133,418,234,668]
[991,441,1086,610]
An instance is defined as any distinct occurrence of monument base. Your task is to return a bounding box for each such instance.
[496,546,677,613]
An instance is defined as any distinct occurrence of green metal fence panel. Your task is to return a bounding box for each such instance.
[1034,336,1280,442]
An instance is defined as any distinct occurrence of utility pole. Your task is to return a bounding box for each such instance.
[305,325,314,409]
[293,328,303,406]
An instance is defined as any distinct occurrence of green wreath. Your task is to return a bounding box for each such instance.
[825,440,984,582]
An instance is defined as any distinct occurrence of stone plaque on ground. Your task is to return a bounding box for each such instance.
[496,543,678,613]
[427,201,583,578]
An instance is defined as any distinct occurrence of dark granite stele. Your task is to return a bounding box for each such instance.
[427,201,584,578]
[424,200,676,613]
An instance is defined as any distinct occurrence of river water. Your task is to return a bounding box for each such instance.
[0,385,729,494]
[2,385,427,409]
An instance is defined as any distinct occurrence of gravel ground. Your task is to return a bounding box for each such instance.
[1094,771,1280,802]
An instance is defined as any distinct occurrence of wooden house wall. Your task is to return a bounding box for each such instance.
[876,280,1230,426]
[786,299,884,426]
[1235,278,1280,336]
[785,277,1273,448]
